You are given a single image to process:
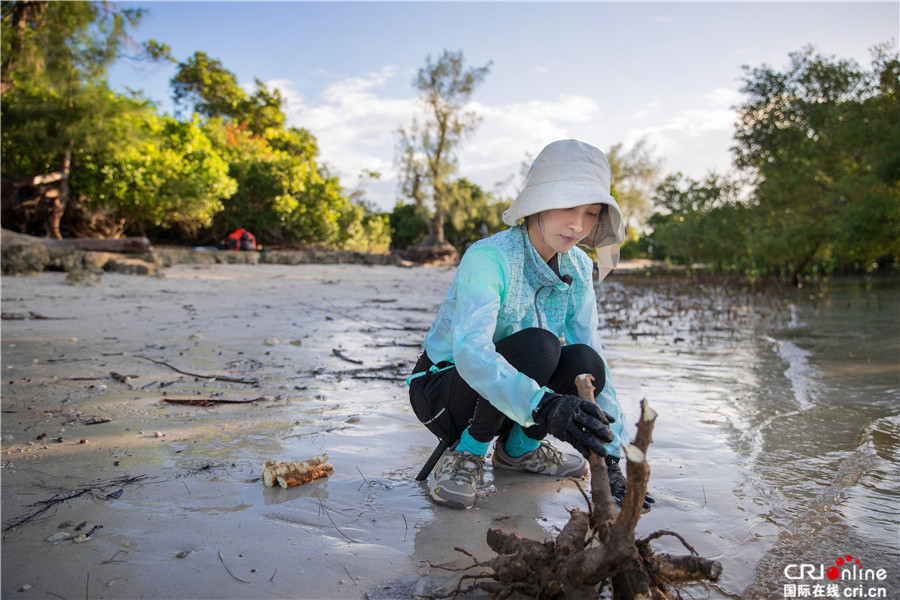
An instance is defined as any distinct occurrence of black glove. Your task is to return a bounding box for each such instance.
[607,455,655,511]
[532,393,615,458]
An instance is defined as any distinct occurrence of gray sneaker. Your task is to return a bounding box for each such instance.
[492,440,588,478]
[428,449,485,509]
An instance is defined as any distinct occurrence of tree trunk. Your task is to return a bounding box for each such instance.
[47,149,71,239]
[429,210,446,244]
[1,228,152,253]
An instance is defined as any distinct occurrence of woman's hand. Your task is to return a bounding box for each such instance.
[532,393,615,457]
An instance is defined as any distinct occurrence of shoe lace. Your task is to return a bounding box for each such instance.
[532,441,565,468]
[444,452,485,485]
[607,459,627,500]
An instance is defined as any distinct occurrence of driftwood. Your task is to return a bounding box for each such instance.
[162,397,268,406]
[262,454,333,488]
[275,467,334,489]
[134,355,260,385]
[434,374,722,600]
[0,227,151,253]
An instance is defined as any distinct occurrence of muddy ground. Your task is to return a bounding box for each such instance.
[1,260,810,599]
[3,262,625,600]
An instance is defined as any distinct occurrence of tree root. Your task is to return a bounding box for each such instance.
[431,374,722,600]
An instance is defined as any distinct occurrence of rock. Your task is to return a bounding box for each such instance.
[396,240,459,265]
[104,256,157,275]
[215,251,260,265]
[153,247,217,266]
[0,243,50,275]
[1,243,157,277]
[65,267,104,286]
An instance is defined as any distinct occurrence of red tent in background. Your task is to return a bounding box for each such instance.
[227,228,257,251]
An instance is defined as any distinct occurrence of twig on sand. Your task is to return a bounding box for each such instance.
[332,349,363,365]
[300,361,411,382]
[218,551,250,583]
[342,564,358,585]
[162,397,267,406]
[1,311,63,320]
[314,491,360,543]
[4,475,151,531]
[356,466,372,490]
[101,550,129,564]
[134,355,259,385]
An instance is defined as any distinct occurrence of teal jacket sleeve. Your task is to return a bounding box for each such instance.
[451,245,552,427]
[564,253,628,457]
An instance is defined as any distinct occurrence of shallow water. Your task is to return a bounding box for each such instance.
[594,277,900,598]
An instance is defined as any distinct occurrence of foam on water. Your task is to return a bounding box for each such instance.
[741,414,900,599]
[763,336,818,410]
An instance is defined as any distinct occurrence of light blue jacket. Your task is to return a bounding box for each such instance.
[418,224,627,455]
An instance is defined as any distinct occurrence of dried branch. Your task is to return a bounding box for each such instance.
[163,397,267,406]
[436,373,723,599]
[4,475,150,531]
[332,349,363,364]
[218,551,250,583]
[134,355,259,385]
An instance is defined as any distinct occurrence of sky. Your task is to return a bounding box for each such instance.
[107,1,899,211]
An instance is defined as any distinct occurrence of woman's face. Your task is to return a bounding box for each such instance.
[527,204,602,261]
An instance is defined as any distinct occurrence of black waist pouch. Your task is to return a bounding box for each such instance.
[408,353,460,443]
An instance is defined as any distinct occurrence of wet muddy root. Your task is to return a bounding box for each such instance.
[434,375,723,600]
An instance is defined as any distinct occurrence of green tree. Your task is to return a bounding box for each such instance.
[607,139,663,235]
[647,173,748,272]
[202,120,382,250]
[0,0,169,238]
[171,55,387,251]
[396,50,491,251]
[443,178,507,250]
[76,113,236,236]
[171,51,285,135]
[389,202,428,250]
[733,43,900,281]
[171,51,246,120]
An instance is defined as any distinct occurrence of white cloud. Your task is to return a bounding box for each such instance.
[622,87,740,178]
[459,94,605,198]
[277,67,739,211]
[703,87,742,107]
[275,67,423,204]
[628,98,662,121]
[279,72,606,209]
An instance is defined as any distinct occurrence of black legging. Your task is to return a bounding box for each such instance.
[409,327,607,445]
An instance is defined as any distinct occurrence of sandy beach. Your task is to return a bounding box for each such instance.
[4,262,621,599]
[2,261,897,599]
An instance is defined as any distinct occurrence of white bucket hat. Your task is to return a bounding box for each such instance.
[503,139,626,249]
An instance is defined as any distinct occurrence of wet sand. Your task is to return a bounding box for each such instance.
[2,262,895,599]
[1,263,452,599]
